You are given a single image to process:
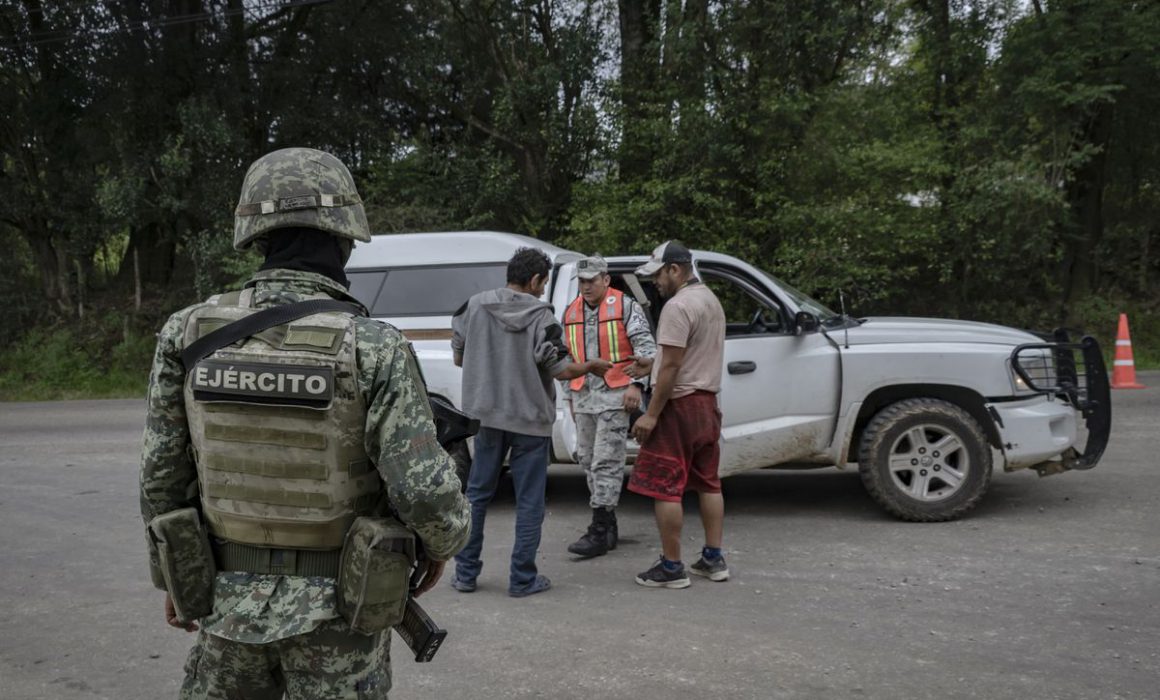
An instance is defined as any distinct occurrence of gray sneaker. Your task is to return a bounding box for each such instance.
[634,558,691,589]
[450,575,477,592]
[689,555,730,582]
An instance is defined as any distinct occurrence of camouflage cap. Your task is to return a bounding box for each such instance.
[234,147,371,251]
[576,255,608,280]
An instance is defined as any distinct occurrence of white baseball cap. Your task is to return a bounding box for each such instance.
[635,240,693,277]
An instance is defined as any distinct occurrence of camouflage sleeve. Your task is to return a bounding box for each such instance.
[139,309,198,589]
[626,298,657,359]
[357,322,471,561]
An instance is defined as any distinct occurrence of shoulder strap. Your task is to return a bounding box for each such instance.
[181,299,365,369]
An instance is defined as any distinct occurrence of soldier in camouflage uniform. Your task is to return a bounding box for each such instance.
[563,255,656,558]
[140,147,470,699]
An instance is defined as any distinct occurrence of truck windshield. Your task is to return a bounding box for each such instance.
[348,263,508,317]
[758,269,840,322]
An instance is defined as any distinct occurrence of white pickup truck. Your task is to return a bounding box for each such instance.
[346,231,1110,521]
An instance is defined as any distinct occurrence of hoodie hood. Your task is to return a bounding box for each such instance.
[479,287,554,332]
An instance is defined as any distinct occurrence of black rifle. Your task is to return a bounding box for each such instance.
[395,594,448,662]
[429,392,479,450]
[394,540,453,662]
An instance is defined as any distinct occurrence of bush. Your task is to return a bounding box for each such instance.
[0,320,153,401]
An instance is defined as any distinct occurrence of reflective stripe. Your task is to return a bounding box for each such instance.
[606,320,621,361]
[202,453,328,480]
[205,483,334,508]
[205,423,327,450]
[1116,340,1132,346]
[1114,360,1135,366]
[567,322,583,362]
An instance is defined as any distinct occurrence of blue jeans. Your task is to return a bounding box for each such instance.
[453,427,551,591]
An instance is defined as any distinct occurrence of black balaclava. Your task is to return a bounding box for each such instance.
[259,227,351,288]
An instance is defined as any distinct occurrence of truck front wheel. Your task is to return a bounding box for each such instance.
[858,398,992,522]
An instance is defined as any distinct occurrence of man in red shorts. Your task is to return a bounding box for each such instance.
[627,240,728,589]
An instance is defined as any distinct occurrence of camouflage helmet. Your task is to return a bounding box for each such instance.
[233,147,371,251]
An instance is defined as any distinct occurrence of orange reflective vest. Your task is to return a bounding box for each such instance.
[563,288,634,391]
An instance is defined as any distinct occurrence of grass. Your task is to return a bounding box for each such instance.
[0,323,153,401]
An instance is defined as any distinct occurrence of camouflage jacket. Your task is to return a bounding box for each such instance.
[139,268,471,643]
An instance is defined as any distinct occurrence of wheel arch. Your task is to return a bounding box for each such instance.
[851,384,1001,454]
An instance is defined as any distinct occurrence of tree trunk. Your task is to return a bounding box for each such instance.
[1061,102,1113,323]
[134,246,142,312]
[618,0,662,180]
[673,0,708,137]
[23,219,71,314]
[52,237,73,315]
[119,224,177,290]
[924,0,965,311]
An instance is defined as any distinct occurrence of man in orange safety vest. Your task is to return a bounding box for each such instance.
[563,255,657,558]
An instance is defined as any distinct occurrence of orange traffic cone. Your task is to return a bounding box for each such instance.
[1111,313,1145,389]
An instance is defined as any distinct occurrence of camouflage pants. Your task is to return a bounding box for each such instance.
[179,618,390,699]
[574,409,630,509]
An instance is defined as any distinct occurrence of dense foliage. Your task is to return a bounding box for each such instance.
[2,0,1158,396]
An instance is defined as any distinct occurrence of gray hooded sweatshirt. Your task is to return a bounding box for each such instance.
[452,287,571,436]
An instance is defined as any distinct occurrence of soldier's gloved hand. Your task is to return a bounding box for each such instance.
[164,593,199,633]
[413,559,446,598]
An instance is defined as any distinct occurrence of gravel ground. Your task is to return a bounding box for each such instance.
[1,375,1157,699]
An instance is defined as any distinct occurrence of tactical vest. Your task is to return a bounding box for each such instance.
[182,288,379,551]
[563,288,634,391]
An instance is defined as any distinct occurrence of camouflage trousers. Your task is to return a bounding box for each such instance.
[574,409,630,509]
[180,618,390,699]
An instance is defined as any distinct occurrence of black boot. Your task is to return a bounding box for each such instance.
[604,508,618,551]
[568,508,610,558]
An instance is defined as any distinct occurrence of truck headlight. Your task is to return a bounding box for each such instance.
[1010,350,1054,394]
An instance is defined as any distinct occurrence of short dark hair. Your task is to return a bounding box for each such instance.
[507,247,552,286]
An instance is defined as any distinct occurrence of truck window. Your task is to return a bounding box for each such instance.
[347,270,386,309]
[350,264,508,317]
[702,271,785,336]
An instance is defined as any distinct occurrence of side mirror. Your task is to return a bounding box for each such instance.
[794,311,818,334]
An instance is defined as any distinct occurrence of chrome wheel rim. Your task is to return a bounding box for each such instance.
[887,424,970,502]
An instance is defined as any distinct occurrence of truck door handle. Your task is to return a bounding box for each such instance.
[728,361,757,375]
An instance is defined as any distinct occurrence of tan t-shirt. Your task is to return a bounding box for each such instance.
[652,281,726,397]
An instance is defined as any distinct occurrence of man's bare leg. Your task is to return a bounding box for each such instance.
[697,491,724,549]
[655,500,683,562]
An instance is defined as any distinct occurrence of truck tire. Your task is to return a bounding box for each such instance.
[858,398,992,522]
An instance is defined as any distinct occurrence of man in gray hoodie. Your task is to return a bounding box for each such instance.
[450,247,611,597]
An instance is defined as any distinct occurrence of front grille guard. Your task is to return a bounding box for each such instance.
[1010,331,1111,470]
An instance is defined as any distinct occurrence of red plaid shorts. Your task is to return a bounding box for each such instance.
[628,391,722,502]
